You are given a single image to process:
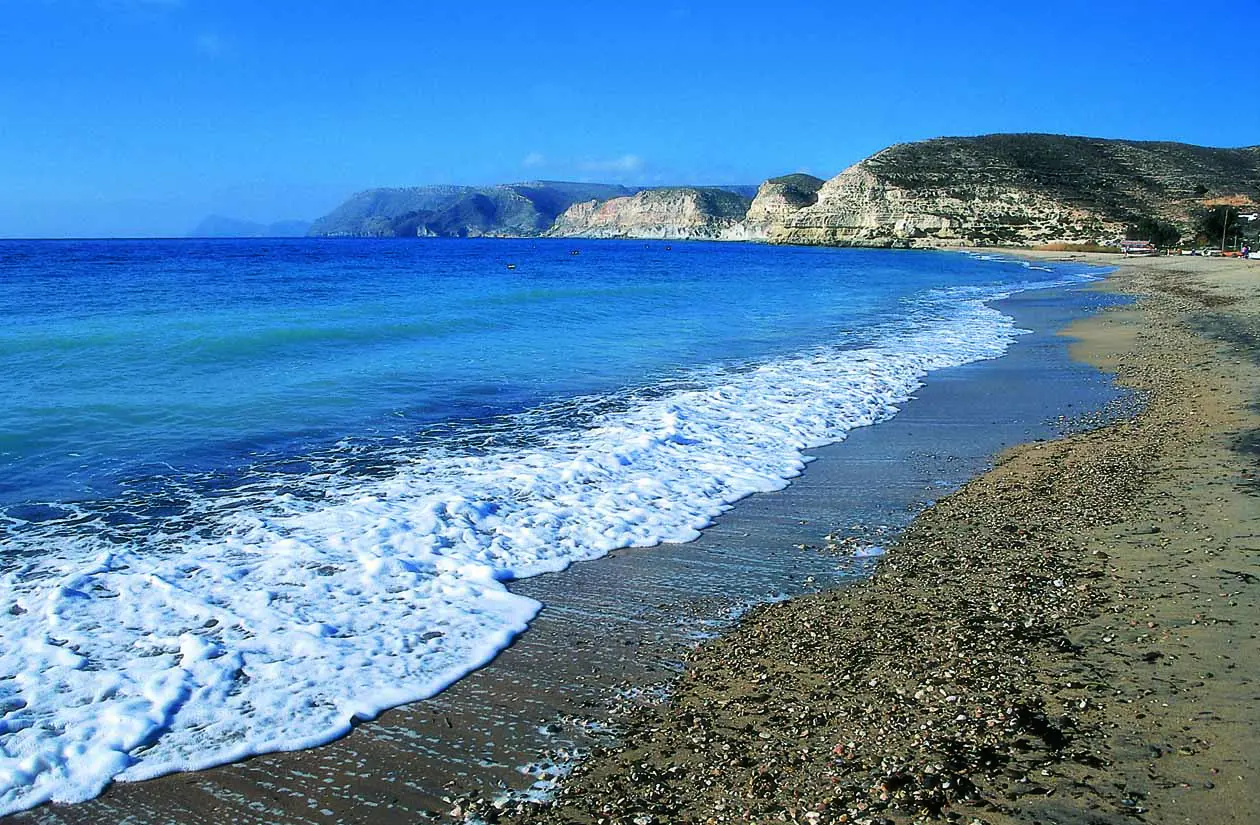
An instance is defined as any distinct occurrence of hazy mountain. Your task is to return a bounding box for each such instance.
[189,216,312,238]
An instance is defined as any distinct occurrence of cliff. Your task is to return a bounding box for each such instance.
[547,188,753,240]
[773,135,1260,248]
[307,182,641,238]
[743,174,825,240]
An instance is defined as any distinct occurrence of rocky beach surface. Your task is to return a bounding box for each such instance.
[473,255,1259,825]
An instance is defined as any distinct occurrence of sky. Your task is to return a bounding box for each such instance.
[1,0,1255,238]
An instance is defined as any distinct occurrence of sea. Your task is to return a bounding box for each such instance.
[0,238,1104,816]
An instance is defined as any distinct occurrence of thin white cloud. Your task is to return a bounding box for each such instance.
[578,154,645,174]
[522,152,547,169]
[195,32,225,57]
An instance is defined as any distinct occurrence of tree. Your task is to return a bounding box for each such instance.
[1197,207,1238,248]
[1125,217,1180,247]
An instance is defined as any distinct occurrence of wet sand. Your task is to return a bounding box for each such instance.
[480,255,1260,824]
[11,272,1128,823]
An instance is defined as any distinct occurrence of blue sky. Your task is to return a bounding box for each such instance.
[1,0,1255,237]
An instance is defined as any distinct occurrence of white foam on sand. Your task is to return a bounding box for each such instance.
[0,280,1091,815]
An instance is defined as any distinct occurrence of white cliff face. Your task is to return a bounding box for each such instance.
[547,179,826,242]
[744,174,825,240]
[772,162,1116,248]
[548,189,750,240]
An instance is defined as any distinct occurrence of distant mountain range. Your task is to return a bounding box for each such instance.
[204,135,1260,248]
[188,216,312,238]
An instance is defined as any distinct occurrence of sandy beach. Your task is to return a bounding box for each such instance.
[461,254,1260,825]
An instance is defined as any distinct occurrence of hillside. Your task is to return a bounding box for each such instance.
[305,136,1259,247]
[308,182,765,239]
[308,182,649,238]
[744,174,825,240]
[772,135,1260,248]
[547,188,753,240]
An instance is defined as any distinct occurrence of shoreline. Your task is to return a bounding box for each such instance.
[8,264,1125,822]
[477,255,1260,824]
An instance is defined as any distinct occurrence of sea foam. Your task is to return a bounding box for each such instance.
[0,281,1082,815]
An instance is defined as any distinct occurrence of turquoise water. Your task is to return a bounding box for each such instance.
[1,239,1073,508]
[0,238,1099,815]
[2,239,898,505]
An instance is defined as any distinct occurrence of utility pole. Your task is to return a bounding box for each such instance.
[1221,206,1230,252]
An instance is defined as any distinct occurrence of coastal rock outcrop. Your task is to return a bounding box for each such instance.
[743,173,825,240]
[547,188,753,241]
[773,134,1260,248]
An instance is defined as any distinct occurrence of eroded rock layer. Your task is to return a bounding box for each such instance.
[744,173,825,240]
[547,188,753,241]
